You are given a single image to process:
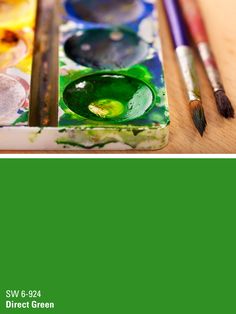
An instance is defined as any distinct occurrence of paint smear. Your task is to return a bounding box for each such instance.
[0,29,27,70]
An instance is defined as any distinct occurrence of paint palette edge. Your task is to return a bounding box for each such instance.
[0,125,169,150]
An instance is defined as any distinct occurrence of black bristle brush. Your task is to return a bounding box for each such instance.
[179,0,234,119]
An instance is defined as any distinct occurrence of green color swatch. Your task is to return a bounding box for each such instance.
[1,159,235,314]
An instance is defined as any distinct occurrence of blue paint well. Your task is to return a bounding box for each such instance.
[64,0,153,30]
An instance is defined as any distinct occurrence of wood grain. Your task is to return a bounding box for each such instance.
[1,0,236,154]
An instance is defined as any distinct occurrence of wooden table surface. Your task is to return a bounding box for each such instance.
[2,0,236,154]
[159,0,236,154]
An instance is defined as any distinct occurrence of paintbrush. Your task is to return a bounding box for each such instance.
[29,0,59,127]
[163,0,207,136]
[179,0,234,119]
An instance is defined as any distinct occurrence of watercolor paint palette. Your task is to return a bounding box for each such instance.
[0,0,169,150]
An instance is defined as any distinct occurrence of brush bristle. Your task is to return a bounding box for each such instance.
[214,90,234,118]
[190,100,207,136]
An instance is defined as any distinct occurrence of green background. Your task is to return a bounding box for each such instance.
[0,159,235,313]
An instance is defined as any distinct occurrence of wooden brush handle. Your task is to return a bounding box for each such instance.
[179,0,224,92]
[29,0,59,127]
[179,0,208,44]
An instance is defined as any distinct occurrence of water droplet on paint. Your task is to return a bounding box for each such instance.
[80,43,91,51]
[76,81,87,89]
[110,31,124,41]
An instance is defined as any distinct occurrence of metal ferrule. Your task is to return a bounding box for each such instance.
[198,42,223,92]
[176,46,201,102]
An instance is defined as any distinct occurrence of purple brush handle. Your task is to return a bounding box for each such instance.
[163,0,189,48]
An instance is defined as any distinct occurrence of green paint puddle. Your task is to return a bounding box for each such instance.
[59,65,169,127]
[63,73,154,123]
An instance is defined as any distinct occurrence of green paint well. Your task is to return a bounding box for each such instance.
[63,73,154,123]
[59,65,169,127]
